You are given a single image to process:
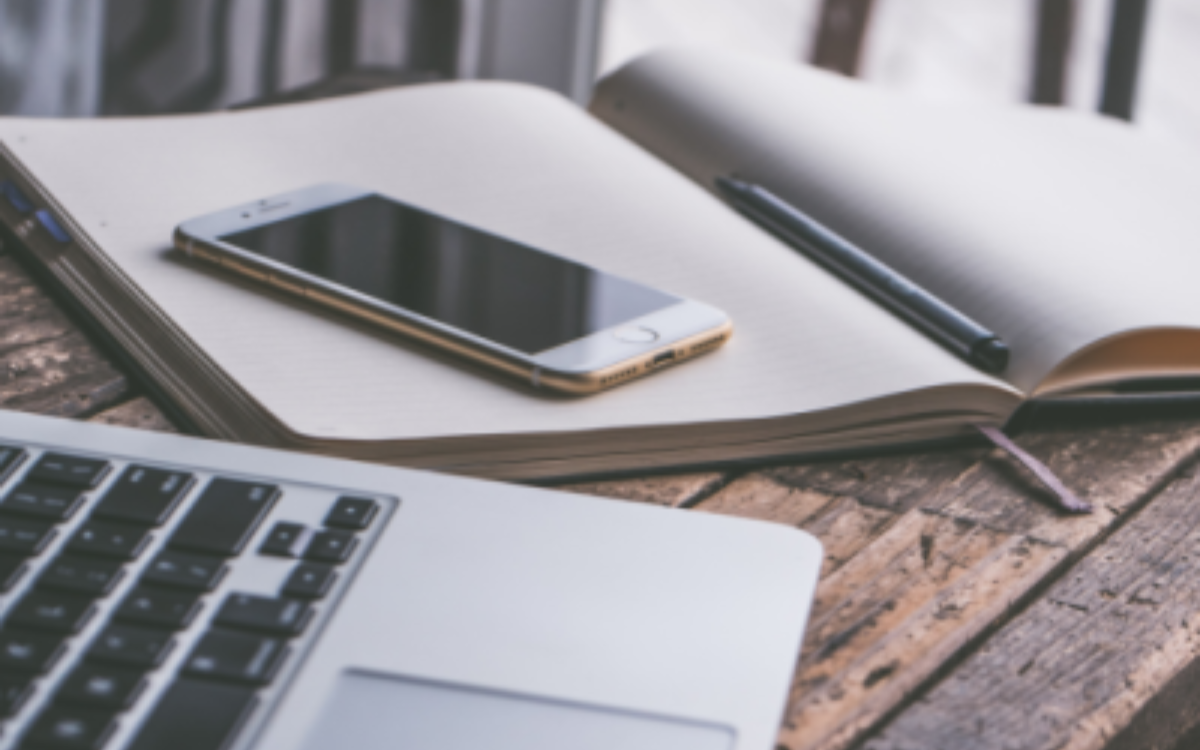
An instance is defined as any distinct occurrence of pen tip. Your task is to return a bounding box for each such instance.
[713,175,744,195]
[971,338,1010,374]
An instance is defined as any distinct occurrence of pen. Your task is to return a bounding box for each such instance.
[715,176,1009,374]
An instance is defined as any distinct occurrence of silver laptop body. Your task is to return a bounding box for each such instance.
[0,410,820,750]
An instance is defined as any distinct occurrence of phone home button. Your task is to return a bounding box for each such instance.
[613,326,659,344]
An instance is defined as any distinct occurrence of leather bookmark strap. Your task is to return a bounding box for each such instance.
[974,424,1093,514]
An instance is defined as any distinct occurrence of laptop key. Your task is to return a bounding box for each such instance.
[39,556,126,596]
[324,496,378,530]
[141,551,228,591]
[93,466,194,527]
[303,530,358,564]
[86,625,174,669]
[56,665,146,711]
[0,517,56,555]
[22,705,117,750]
[0,482,83,521]
[169,478,279,557]
[9,590,97,634]
[181,630,288,685]
[213,594,312,636]
[258,522,308,557]
[0,553,28,592]
[0,445,27,485]
[0,629,65,674]
[126,679,258,750]
[280,563,337,600]
[28,452,110,489]
[66,521,151,560]
[116,587,202,630]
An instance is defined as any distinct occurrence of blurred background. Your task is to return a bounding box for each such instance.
[0,0,1195,143]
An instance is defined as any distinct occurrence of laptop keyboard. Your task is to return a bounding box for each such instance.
[0,441,393,750]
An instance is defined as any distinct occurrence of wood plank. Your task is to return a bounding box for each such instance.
[763,445,987,513]
[701,447,988,582]
[862,448,1200,750]
[559,472,726,507]
[701,473,898,577]
[0,251,131,418]
[1112,656,1200,750]
[88,395,178,432]
[692,419,1200,750]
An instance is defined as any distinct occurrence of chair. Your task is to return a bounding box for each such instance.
[808,0,1151,121]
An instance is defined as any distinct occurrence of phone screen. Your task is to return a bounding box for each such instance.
[219,195,680,354]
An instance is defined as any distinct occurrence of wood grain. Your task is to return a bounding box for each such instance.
[560,472,726,507]
[693,419,1200,750]
[863,443,1200,750]
[0,249,131,417]
[88,395,178,432]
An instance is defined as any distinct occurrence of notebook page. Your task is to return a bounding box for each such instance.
[0,82,1009,443]
[592,49,1200,394]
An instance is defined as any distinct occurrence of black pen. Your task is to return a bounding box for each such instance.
[715,176,1009,374]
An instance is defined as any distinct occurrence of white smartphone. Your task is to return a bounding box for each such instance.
[174,184,731,395]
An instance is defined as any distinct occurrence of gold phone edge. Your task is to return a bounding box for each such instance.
[539,321,733,395]
[177,232,733,396]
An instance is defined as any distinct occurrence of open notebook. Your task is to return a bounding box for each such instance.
[1,48,1198,481]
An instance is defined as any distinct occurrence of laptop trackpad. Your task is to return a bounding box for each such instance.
[300,670,734,750]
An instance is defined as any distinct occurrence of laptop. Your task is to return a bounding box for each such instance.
[0,409,821,750]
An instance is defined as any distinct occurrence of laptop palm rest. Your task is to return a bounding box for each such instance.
[299,669,735,750]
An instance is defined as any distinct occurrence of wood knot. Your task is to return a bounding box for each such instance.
[920,533,934,566]
[864,661,899,689]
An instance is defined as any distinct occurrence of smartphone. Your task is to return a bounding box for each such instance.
[174,184,732,395]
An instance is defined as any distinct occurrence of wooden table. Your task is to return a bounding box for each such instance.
[5,239,1200,750]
